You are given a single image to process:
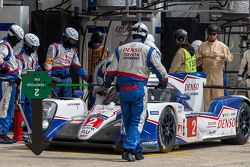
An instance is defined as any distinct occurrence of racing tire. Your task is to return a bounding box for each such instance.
[158,106,176,153]
[221,102,250,145]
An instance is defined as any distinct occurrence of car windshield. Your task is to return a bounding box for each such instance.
[148,88,175,103]
[102,87,176,105]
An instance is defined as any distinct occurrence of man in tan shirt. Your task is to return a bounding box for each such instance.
[196,24,233,111]
[237,49,250,97]
[169,29,196,73]
[88,32,108,81]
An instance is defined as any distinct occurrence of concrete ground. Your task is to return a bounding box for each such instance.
[1,140,250,167]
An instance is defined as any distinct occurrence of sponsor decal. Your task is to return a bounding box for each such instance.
[187,117,197,137]
[231,113,236,116]
[207,121,217,128]
[123,48,142,60]
[150,111,159,115]
[208,130,216,135]
[113,122,122,127]
[115,26,132,33]
[217,118,236,129]
[177,123,183,134]
[67,103,80,106]
[59,54,73,63]
[80,129,90,135]
[185,83,199,91]
[187,92,199,96]
[70,121,83,124]
[142,141,158,145]
[222,113,230,117]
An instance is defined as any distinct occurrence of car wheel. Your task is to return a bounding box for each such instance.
[221,102,250,145]
[158,106,176,152]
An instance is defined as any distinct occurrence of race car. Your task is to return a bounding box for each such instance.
[42,72,250,152]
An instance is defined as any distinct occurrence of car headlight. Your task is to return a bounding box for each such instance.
[42,101,57,131]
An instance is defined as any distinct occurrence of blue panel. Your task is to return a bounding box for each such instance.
[169,72,206,80]
[0,23,14,31]
[44,119,69,139]
[155,27,161,34]
[141,121,158,141]
[88,26,108,33]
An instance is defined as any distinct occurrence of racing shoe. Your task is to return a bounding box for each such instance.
[134,152,144,160]
[0,135,17,144]
[122,151,135,162]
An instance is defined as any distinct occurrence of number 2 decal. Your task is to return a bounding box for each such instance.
[85,118,97,126]
[187,117,197,137]
[84,117,104,128]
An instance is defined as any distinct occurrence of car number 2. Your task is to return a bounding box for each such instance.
[187,117,197,137]
[84,117,104,129]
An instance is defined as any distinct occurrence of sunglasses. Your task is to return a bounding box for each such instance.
[209,33,217,36]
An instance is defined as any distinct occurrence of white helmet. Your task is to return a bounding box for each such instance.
[24,33,40,47]
[65,27,79,41]
[191,40,202,52]
[131,22,148,38]
[8,24,24,40]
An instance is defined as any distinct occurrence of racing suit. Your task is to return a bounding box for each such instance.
[196,39,233,111]
[88,43,108,78]
[106,39,168,153]
[238,49,250,97]
[45,42,88,97]
[0,38,19,136]
[16,49,40,126]
[169,48,197,73]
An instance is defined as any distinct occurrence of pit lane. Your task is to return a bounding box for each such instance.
[1,140,250,167]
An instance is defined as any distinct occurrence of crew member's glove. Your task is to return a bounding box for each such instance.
[52,77,62,84]
[155,81,167,90]
[0,64,10,74]
[102,81,112,89]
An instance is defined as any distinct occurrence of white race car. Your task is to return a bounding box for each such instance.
[42,72,250,152]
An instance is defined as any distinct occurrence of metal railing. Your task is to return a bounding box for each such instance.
[3,0,24,6]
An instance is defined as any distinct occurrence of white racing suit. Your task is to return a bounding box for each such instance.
[0,38,19,135]
[106,39,168,153]
[238,49,250,97]
[16,49,41,126]
[45,42,88,97]
[196,39,233,111]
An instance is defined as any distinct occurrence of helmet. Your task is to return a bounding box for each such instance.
[131,22,148,39]
[173,29,188,44]
[24,33,40,47]
[23,33,40,53]
[91,31,104,44]
[8,24,24,40]
[191,40,202,52]
[207,24,219,34]
[65,27,79,41]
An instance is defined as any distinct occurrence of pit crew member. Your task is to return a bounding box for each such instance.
[104,22,168,161]
[45,27,88,97]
